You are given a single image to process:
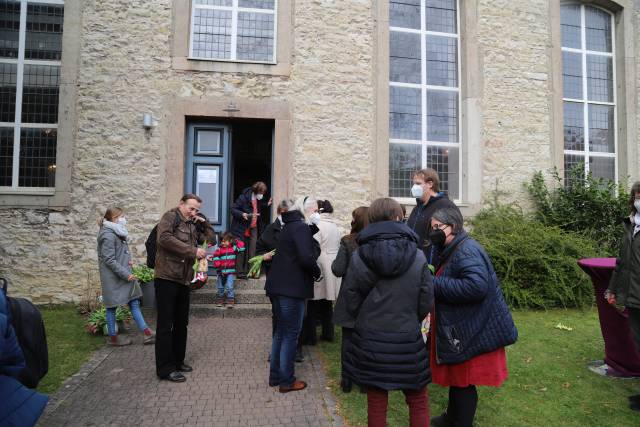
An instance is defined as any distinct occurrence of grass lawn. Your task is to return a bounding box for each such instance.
[37,305,104,395]
[316,309,640,427]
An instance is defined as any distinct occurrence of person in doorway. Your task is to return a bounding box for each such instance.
[97,207,155,346]
[230,181,272,277]
[212,232,245,308]
[154,194,208,383]
[331,205,369,393]
[307,199,340,343]
[343,198,433,427]
[406,168,459,267]
[428,208,518,427]
[265,199,321,392]
[606,181,640,411]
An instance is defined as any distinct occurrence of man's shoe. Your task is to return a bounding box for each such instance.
[295,349,304,363]
[279,380,307,393]
[269,379,279,387]
[107,335,132,346]
[161,371,186,383]
[340,378,352,393]
[628,394,640,403]
[216,296,224,307]
[177,363,193,373]
[226,298,235,308]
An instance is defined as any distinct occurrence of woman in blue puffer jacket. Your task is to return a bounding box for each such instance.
[0,288,48,426]
[427,207,518,427]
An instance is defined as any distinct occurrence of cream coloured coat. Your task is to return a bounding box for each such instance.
[313,214,342,300]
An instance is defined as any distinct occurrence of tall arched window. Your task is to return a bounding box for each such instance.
[561,3,616,183]
[388,0,461,199]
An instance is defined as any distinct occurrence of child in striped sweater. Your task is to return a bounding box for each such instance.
[212,232,246,308]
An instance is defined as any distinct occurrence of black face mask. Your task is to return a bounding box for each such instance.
[428,228,447,249]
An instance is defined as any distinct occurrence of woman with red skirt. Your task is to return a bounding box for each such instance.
[427,207,518,427]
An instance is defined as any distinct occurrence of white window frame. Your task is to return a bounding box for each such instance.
[0,0,63,193]
[389,0,462,204]
[188,0,278,64]
[561,3,617,182]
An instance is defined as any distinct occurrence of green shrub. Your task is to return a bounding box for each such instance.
[470,204,601,309]
[525,167,628,255]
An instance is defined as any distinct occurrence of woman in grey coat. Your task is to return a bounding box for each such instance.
[97,207,155,346]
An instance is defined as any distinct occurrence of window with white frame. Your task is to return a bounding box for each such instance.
[189,0,277,63]
[0,0,63,190]
[388,0,461,200]
[561,3,616,183]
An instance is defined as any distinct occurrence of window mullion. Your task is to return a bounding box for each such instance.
[580,5,590,175]
[12,0,27,189]
[610,11,618,182]
[231,0,238,61]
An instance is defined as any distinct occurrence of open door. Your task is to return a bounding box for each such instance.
[185,122,230,234]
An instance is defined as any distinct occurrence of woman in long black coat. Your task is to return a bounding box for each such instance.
[331,205,369,392]
[343,198,433,427]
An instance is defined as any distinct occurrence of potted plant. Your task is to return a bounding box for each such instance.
[85,303,132,335]
[132,265,155,308]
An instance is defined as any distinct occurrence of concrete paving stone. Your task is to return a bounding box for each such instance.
[38,316,341,427]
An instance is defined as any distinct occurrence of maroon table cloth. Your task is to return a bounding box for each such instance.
[578,257,640,377]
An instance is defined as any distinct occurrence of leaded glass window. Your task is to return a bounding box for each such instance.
[190,0,276,63]
[0,0,63,189]
[389,0,460,199]
[561,4,616,184]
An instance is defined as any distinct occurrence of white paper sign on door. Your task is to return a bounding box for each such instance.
[197,168,217,184]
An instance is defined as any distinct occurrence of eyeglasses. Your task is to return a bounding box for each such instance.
[431,224,449,231]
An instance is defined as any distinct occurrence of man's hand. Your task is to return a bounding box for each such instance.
[263,253,272,261]
[605,291,617,305]
[242,213,249,220]
[196,248,206,259]
[193,215,205,223]
[268,197,273,206]
[127,274,136,282]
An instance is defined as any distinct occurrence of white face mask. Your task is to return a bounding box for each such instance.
[309,212,321,225]
[634,200,640,212]
[256,194,264,201]
[117,216,127,226]
[411,184,424,198]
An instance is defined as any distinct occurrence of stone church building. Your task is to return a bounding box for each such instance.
[0,0,638,301]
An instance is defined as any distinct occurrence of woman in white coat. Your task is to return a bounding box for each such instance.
[306,200,341,343]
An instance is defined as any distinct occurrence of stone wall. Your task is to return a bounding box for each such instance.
[476,0,553,203]
[0,0,375,302]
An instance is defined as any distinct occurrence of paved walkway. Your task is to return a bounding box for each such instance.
[39,316,342,427]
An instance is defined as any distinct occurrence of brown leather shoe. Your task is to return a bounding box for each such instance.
[279,380,307,393]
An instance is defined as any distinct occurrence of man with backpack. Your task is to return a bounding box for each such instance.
[154,194,208,383]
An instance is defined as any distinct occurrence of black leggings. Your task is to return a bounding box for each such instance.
[447,385,478,427]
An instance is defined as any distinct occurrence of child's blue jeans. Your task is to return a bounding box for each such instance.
[106,299,148,337]
[216,274,236,299]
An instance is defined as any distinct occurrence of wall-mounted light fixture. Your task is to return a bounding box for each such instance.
[142,113,158,129]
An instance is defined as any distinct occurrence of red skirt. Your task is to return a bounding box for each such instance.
[429,310,508,388]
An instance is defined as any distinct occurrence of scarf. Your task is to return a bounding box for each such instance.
[632,213,640,236]
[102,220,129,239]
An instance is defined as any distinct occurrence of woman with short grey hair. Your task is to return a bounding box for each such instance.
[428,207,517,427]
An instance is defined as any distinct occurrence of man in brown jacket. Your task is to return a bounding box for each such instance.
[154,194,207,382]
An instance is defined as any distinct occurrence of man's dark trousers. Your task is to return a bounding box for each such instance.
[155,278,190,378]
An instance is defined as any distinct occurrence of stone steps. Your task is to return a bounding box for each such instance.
[189,276,270,317]
[190,303,272,318]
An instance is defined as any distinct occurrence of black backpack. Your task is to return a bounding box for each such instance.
[145,211,184,268]
[0,277,49,389]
